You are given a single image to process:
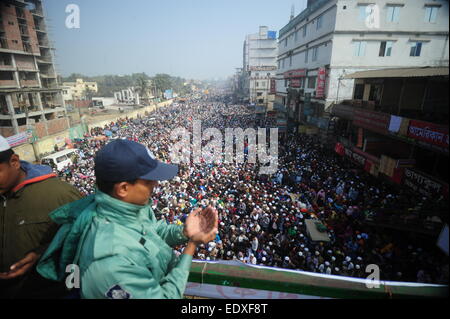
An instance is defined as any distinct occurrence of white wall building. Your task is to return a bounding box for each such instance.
[243,26,278,106]
[275,0,449,116]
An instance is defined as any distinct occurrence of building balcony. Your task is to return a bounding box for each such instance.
[20,80,39,87]
[40,73,56,79]
[0,63,14,71]
[0,80,18,88]
[36,56,52,64]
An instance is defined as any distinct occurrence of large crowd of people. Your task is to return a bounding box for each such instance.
[53,96,448,285]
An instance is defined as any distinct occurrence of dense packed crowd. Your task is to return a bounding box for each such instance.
[53,96,448,284]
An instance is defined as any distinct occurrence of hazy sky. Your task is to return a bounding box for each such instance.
[44,0,308,80]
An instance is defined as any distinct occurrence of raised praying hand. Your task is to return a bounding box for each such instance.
[184,206,219,245]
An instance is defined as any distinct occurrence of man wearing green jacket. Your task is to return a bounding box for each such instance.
[37,139,218,299]
[0,135,82,299]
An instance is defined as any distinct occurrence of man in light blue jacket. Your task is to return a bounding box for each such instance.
[37,139,218,299]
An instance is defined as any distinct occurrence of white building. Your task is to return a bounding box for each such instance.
[243,26,278,107]
[275,0,449,124]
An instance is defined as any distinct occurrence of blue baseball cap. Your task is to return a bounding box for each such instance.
[94,139,178,182]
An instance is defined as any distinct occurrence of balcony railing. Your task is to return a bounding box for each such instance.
[0,80,18,88]
[20,80,39,87]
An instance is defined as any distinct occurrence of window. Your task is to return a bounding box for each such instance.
[282,58,285,68]
[284,38,288,47]
[261,81,266,87]
[307,76,316,89]
[278,60,281,69]
[289,55,292,67]
[256,81,259,88]
[294,30,298,42]
[304,49,309,63]
[386,5,401,23]
[353,41,366,57]
[312,47,318,61]
[56,155,68,163]
[303,25,307,37]
[257,92,263,97]
[316,15,323,30]
[379,41,393,57]
[424,6,438,23]
[285,79,288,87]
[410,42,422,57]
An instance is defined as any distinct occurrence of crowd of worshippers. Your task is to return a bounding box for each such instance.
[54,97,448,284]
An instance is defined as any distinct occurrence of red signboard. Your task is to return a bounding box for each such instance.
[270,78,276,94]
[283,69,307,79]
[335,143,345,156]
[290,78,301,88]
[407,120,449,149]
[316,67,326,98]
[353,109,390,134]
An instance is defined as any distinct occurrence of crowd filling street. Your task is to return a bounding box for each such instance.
[55,96,448,285]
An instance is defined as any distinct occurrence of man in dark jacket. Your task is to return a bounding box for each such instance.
[0,135,82,299]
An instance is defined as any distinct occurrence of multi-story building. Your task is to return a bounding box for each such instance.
[243,26,278,108]
[62,78,98,100]
[0,0,69,139]
[330,68,448,235]
[275,0,449,139]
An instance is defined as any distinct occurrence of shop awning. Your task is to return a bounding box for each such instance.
[343,67,449,79]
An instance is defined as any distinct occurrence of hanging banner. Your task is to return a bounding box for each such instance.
[357,128,364,148]
[270,78,276,94]
[316,67,326,98]
[6,131,34,148]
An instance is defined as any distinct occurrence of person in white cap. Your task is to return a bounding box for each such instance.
[0,135,82,299]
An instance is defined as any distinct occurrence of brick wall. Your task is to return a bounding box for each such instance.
[35,121,47,138]
[46,118,68,136]
[15,55,36,70]
[0,127,15,138]
[24,9,40,54]
[1,3,23,52]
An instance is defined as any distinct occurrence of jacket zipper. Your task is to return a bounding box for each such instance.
[1,194,6,272]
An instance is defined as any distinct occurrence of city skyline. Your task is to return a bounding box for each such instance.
[44,0,308,80]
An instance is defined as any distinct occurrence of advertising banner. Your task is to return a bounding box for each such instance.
[270,78,276,94]
[284,69,307,79]
[353,109,390,134]
[403,168,448,198]
[290,78,302,88]
[316,67,326,98]
[6,131,34,148]
[407,120,449,149]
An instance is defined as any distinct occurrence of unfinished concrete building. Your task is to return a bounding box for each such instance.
[0,0,69,139]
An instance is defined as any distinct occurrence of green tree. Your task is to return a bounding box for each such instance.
[152,74,172,95]
[135,76,149,100]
